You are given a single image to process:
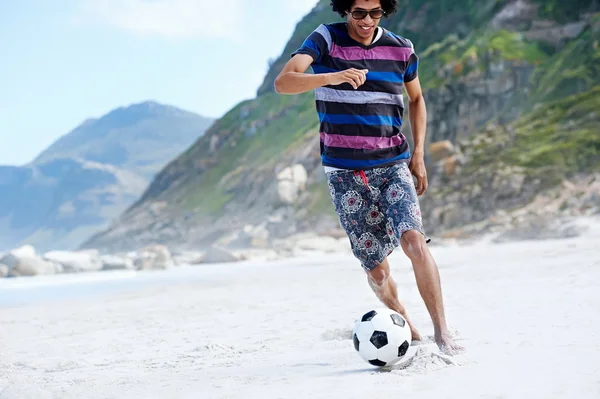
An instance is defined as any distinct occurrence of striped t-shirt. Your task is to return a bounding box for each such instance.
[291,22,419,171]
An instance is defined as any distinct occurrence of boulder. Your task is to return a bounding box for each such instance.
[277,164,308,205]
[43,249,103,273]
[0,246,59,277]
[492,216,588,243]
[4,245,36,261]
[217,224,271,249]
[275,233,349,255]
[236,248,279,262]
[0,263,9,277]
[172,251,205,265]
[200,245,240,264]
[429,140,455,162]
[442,156,459,176]
[100,255,134,270]
[133,244,173,270]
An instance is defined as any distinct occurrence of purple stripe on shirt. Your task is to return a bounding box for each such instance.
[330,45,413,61]
[320,132,405,150]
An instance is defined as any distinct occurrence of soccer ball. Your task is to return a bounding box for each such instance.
[352,307,412,367]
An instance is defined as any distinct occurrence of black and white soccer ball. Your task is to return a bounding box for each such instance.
[352,307,412,367]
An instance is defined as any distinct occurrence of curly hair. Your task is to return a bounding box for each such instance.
[330,0,398,18]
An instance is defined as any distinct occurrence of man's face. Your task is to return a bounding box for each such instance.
[345,0,384,42]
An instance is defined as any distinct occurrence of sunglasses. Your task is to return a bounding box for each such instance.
[349,9,385,20]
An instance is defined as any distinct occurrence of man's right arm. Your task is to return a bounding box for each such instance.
[274,54,329,95]
[274,54,368,94]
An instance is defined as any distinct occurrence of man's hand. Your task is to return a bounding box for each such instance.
[327,68,368,89]
[409,152,428,196]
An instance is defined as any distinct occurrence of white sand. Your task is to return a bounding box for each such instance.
[1,217,599,399]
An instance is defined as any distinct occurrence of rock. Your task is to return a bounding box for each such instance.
[0,245,61,276]
[236,248,280,262]
[430,207,444,226]
[438,205,462,227]
[277,164,308,205]
[488,210,512,226]
[0,253,58,277]
[491,0,539,30]
[245,224,270,247]
[133,244,173,270]
[100,255,134,270]
[172,251,205,265]
[201,245,240,264]
[278,180,298,204]
[531,19,557,29]
[4,245,37,262]
[209,135,219,152]
[581,175,600,214]
[319,228,347,239]
[440,229,473,240]
[429,140,455,162]
[492,216,589,243]
[218,224,271,249]
[264,207,301,239]
[275,233,348,255]
[524,21,588,46]
[43,250,103,273]
[442,156,459,176]
[296,235,342,253]
[492,168,526,197]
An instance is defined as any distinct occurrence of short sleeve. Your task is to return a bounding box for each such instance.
[403,39,418,82]
[291,24,332,64]
[404,52,419,82]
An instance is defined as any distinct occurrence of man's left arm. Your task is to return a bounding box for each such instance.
[404,76,428,196]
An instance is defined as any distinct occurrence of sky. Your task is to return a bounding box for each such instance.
[0,0,322,166]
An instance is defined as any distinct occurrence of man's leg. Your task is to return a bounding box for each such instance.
[366,258,422,341]
[400,230,464,354]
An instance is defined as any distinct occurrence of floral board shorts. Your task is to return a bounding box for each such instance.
[326,162,430,272]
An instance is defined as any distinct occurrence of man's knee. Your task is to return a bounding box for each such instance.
[401,230,428,262]
[367,261,390,287]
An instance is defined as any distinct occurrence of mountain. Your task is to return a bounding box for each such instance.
[81,0,600,253]
[31,101,214,179]
[0,101,213,252]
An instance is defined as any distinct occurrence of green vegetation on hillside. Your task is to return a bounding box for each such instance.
[529,21,600,105]
[464,86,600,187]
[506,86,600,174]
[419,29,549,89]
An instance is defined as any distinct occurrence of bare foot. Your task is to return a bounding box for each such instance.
[436,332,465,355]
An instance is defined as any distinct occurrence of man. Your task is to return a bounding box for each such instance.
[274,0,463,354]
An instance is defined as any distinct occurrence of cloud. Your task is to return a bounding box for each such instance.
[74,0,244,40]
